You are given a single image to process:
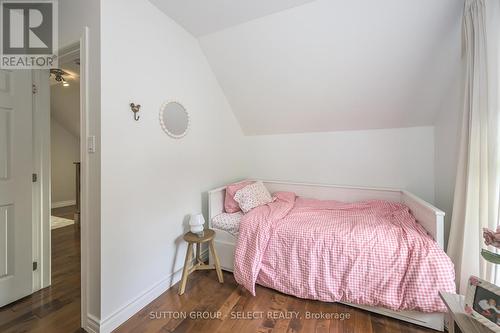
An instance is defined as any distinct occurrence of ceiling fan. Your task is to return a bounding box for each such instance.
[50,68,70,87]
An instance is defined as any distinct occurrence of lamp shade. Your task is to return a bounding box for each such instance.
[189,214,205,235]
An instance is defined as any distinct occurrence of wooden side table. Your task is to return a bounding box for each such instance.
[178,229,223,295]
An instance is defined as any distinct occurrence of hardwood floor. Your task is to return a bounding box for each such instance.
[0,205,442,333]
[116,270,438,333]
[52,205,78,220]
[0,206,82,333]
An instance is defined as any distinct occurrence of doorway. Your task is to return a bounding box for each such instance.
[0,43,86,332]
[50,50,81,232]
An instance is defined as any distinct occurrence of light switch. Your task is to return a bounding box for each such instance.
[87,136,96,153]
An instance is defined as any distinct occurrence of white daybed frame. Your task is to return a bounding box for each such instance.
[208,180,447,331]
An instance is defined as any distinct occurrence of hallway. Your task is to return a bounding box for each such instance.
[0,206,82,333]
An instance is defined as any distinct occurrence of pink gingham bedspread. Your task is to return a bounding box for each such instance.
[234,192,455,312]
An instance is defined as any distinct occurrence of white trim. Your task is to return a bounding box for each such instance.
[86,314,100,333]
[100,267,185,332]
[51,200,76,208]
[78,27,92,332]
[33,27,94,333]
[56,29,94,333]
[99,248,208,333]
[32,69,51,292]
[58,43,80,65]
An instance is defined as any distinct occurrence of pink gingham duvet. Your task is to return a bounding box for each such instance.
[234,192,455,312]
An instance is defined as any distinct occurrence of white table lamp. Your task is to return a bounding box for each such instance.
[189,213,205,237]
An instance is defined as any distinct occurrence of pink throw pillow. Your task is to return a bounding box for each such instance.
[225,180,254,213]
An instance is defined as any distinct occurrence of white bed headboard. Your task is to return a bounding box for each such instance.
[208,180,445,249]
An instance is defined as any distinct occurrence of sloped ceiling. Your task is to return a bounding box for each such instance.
[153,0,464,135]
[149,0,317,37]
[51,60,80,136]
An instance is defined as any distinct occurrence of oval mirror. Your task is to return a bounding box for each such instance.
[159,101,190,138]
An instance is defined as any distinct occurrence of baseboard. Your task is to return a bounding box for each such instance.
[99,249,208,333]
[86,314,100,333]
[51,200,76,208]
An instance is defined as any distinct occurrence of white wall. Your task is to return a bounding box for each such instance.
[433,1,464,249]
[100,0,246,330]
[58,0,461,330]
[51,82,80,137]
[434,72,463,249]
[50,118,79,204]
[244,127,436,203]
[199,0,464,135]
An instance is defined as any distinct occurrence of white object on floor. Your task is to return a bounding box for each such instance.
[208,180,446,331]
[51,215,75,229]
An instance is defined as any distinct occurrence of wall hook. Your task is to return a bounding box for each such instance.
[130,103,141,121]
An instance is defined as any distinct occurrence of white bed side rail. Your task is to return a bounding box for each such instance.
[208,185,226,228]
[208,181,445,249]
[401,190,445,249]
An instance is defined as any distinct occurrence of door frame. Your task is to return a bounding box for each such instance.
[32,27,92,330]
[78,27,92,331]
[32,68,51,291]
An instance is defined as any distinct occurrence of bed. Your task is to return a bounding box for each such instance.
[208,180,454,331]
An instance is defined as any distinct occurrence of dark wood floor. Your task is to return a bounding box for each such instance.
[116,269,438,333]
[0,206,82,333]
[52,205,78,220]
[0,205,442,333]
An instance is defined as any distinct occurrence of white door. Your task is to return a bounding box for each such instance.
[0,69,33,307]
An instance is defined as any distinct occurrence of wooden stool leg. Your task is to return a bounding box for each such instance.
[179,243,193,295]
[209,240,224,283]
[196,243,201,264]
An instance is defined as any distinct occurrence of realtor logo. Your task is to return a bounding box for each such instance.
[0,0,58,68]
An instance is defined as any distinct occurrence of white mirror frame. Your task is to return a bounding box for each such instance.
[159,100,190,139]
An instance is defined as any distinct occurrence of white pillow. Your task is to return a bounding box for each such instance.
[212,212,243,236]
[234,181,273,213]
